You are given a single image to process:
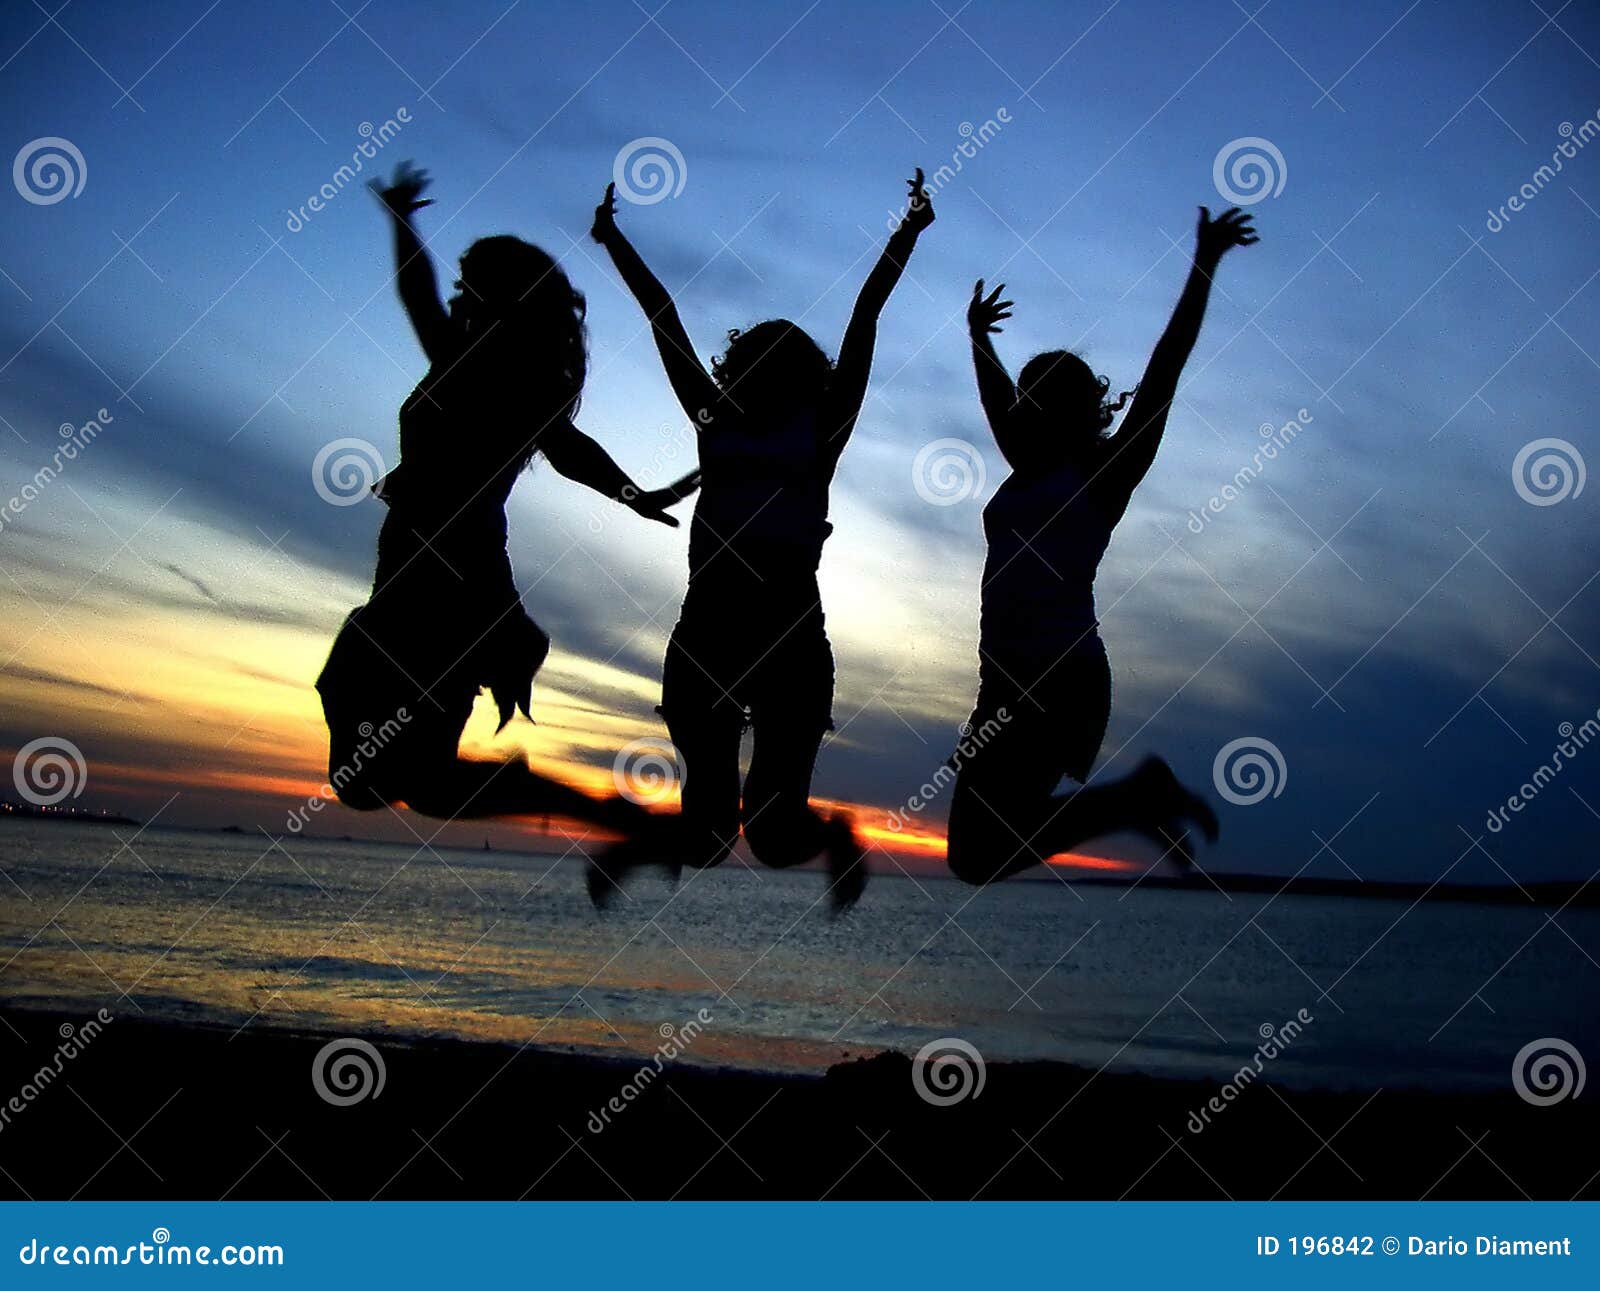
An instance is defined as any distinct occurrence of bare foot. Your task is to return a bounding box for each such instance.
[1157,825,1195,872]
[825,812,867,914]
[585,813,683,909]
[1130,756,1220,846]
[585,847,625,909]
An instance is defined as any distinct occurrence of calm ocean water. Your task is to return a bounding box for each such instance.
[1,821,1593,1092]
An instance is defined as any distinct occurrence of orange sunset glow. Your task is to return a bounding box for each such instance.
[0,549,1139,878]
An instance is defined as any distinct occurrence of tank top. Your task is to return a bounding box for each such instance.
[369,361,544,623]
[687,407,833,581]
[979,460,1113,671]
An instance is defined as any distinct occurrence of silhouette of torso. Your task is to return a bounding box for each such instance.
[687,408,834,586]
[373,362,522,602]
[980,461,1113,674]
[356,353,548,727]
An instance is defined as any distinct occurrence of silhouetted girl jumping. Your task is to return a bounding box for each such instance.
[588,171,936,908]
[317,162,697,838]
[946,205,1259,884]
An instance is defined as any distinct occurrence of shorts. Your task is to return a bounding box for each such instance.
[958,637,1113,803]
[659,573,835,733]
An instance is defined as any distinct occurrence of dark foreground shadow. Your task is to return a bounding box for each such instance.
[0,1008,1590,1201]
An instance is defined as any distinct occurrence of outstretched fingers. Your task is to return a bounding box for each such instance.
[665,468,701,501]
[902,166,935,230]
[591,182,619,242]
[1197,203,1259,256]
[968,278,1013,333]
[369,159,433,213]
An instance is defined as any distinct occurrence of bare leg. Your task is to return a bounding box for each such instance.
[740,714,828,866]
[947,756,1218,886]
[742,712,865,910]
[1037,758,1215,868]
[585,704,743,908]
[402,756,651,834]
[327,695,643,832]
[672,705,745,871]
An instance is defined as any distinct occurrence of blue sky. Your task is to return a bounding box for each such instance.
[0,0,1597,882]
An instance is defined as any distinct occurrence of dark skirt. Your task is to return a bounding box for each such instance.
[312,566,550,806]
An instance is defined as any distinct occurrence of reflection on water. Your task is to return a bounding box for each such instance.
[1,821,1594,1090]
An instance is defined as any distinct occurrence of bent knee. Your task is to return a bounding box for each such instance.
[944,787,1018,885]
[682,829,737,870]
[743,810,824,869]
[325,756,390,811]
[330,780,388,812]
[666,803,737,869]
[944,833,995,886]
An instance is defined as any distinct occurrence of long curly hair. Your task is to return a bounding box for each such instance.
[1014,350,1134,463]
[455,236,588,471]
[709,319,832,412]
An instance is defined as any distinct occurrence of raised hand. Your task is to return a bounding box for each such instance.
[626,469,701,527]
[1195,206,1258,265]
[591,182,620,244]
[968,279,1013,337]
[902,167,935,234]
[369,160,433,217]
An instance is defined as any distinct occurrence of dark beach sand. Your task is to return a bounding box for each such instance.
[0,1008,1590,1200]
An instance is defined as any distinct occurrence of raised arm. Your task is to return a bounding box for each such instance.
[368,161,453,365]
[824,169,935,462]
[540,421,700,527]
[590,183,721,425]
[1099,206,1258,515]
[966,279,1032,468]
